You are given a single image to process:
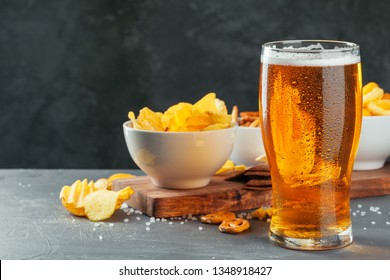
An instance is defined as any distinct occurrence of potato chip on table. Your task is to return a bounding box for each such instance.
[59,174,134,221]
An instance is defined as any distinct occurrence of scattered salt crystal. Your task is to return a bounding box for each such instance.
[161,218,167,222]
[109,223,114,227]
[369,206,380,212]
[169,222,173,225]
[145,227,150,231]
[135,210,143,214]
[145,222,151,226]
[371,221,376,225]
[363,228,367,230]
[266,218,271,223]
[356,210,360,213]
[156,218,161,222]
[18,183,22,186]
[129,208,135,213]
[377,211,382,215]
[185,219,188,222]
[99,235,103,240]
[180,221,184,225]
[27,183,31,187]
[94,223,101,227]
[246,213,253,220]
[150,217,156,223]
[386,222,390,225]
[124,218,129,223]
[192,217,198,221]
[136,217,141,221]
[358,204,362,208]
[93,228,96,231]
[361,212,366,216]
[120,203,128,210]
[352,212,356,217]
[198,226,203,231]
[126,212,131,216]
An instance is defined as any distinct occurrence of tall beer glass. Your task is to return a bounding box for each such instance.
[259,40,362,250]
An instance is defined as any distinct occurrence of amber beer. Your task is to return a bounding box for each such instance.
[259,41,362,250]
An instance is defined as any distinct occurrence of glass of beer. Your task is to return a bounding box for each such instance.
[259,40,362,250]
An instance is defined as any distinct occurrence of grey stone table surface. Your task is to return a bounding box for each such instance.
[0,169,389,260]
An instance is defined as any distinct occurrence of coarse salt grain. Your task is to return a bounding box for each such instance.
[161,218,167,222]
[198,226,203,231]
[109,223,114,227]
[363,228,367,230]
[377,211,382,214]
[99,235,103,240]
[358,204,362,208]
[386,222,390,225]
[371,221,376,225]
[146,227,150,231]
[136,217,141,221]
[361,212,366,216]
[180,221,184,225]
[145,222,151,226]
[124,218,129,223]
[352,212,356,217]
[156,218,160,222]
[120,203,128,210]
[169,222,173,225]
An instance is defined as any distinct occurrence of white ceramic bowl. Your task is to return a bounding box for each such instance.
[353,116,390,170]
[230,126,265,167]
[123,121,236,189]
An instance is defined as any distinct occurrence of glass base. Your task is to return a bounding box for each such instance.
[269,226,353,251]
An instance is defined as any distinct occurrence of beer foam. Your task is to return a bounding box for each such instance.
[262,48,360,66]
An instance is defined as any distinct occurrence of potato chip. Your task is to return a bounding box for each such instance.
[137,108,164,131]
[84,190,119,222]
[60,183,86,216]
[363,82,379,95]
[363,87,384,107]
[251,207,273,220]
[362,108,372,116]
[215,159,246,174]
[367,99,390,116]
[115,187,134,209]
[128,92,232,132]
[60,174,135,220]
[94,178,109,190]
[107,173,136,190]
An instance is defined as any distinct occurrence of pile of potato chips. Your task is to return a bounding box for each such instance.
[128,93,232,132]
[59,174,134,221]
[362,82,390,116]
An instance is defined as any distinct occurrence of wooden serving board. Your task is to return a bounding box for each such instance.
[113,164,390,218]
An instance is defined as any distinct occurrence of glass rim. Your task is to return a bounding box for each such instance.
[262,40,359,53]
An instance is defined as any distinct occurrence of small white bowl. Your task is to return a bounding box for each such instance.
[230,126,265,167]
[123,121,236,189]
[353,116,390,171]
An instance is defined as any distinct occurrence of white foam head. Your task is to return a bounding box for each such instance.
[261,43,360,66]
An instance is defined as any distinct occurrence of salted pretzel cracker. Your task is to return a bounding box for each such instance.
[218,218,250,233]
[231,105,239,123]
[200,211,236,224]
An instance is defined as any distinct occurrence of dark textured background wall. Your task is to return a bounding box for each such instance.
[1,0,389,169]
